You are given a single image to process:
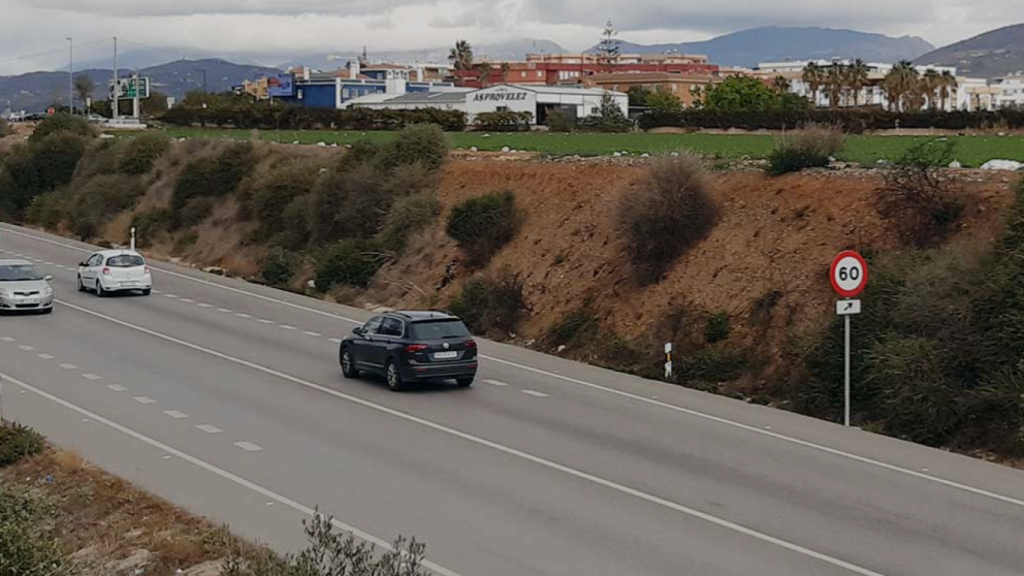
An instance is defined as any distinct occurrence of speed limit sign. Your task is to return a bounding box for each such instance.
[830,251,868,298]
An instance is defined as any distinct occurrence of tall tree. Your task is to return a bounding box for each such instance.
[826,64,847,108]
[772,75,792,96]
[802,62,824,106]
[475,62,493,88]
[448,40,474,71]
[500,62,511,84]
[883,60,919,112]
[846,59,870,107]
[938,70,958,111]
[73,74,94,110]
[597,19,620,73]
[922,69,941,110]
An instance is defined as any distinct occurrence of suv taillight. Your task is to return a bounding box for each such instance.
[465,340,478,349]
[102,267,111,275]
[405,344,428,353]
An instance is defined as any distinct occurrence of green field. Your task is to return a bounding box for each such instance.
[141,128,1024,168]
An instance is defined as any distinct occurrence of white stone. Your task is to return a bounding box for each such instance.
[501,146,511,153]
[470,146,478,152]
[980,159,1023,171]
[948,160,963,169]
[317,141,327,147]
[613,152,622,157]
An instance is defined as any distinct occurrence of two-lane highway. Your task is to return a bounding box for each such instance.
[2,222,1024,576]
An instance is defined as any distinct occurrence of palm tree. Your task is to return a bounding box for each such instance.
[475,62,493,87]
[501,62,511,84]
[938,70,958,111]
[448,40,474,71]
[846,59,869,107]
[802,62,824,105]
[884,61,919,111]
[826,64,847,108]
[772,75,792,95]
[922,69,941,110]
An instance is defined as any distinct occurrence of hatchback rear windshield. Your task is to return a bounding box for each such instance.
[106,255,145,268]
[410,320,471,339]
[0,264,43,281]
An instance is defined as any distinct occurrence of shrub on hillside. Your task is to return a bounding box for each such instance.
[546,307,600,347]
[25,191,67,230]
[766,124,844,176]
[66,174,144,240]
[381,161,440,199]
[619,155,718,284]
[171,142,256,217]
[878,139,965,247]
[0,134,87,218]
[129,208,174,248]
[338,140,383,171]
[118,133,171,175]
[29,112,94,142]
[259,247,302,288]
[309,164,387,244]
[474,111,533,132]
[249,160,320,239]
[0,423,44,468]
[314,239,386,290]
[704,312,731,344]
[446,190,521,265]
[675,346,748,385]
[378,192,442,252]
[179,197,217,227]
[449,270,526,336]
[0,485,74,576]
[378,124,448,171]
[0,118,9,138]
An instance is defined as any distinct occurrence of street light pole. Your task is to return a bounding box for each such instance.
[195,69,207,93]
[67,37,74,114]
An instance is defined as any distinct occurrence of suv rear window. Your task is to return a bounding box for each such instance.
[410,320,471,339]
[106,255,145,268]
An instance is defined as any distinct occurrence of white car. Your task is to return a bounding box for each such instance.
[0,259,54,313]
[77,250,152,297]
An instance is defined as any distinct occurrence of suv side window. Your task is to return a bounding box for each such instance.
[380,317,404,338]
[364,317,384,334]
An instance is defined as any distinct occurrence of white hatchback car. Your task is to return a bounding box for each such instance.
[77,250,153,297]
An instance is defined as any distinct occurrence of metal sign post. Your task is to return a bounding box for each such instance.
[830,251,868,427]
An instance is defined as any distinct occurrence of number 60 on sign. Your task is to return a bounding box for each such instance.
[830,251,868,298]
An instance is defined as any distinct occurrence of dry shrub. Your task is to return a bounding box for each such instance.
[767,123,845,175]
[878,140,965,247]
[619,155,718,284]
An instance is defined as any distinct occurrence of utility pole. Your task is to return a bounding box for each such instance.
[67,37,73,114]
[113,36,119,119]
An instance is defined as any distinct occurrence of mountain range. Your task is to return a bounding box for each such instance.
[0,59,280,113]
[915,23,1024,78]
[597,27,935,68]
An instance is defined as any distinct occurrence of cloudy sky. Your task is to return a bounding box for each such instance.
[1,0,1022,74]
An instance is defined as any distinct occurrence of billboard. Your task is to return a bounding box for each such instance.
[109,77,151,100]
[267,74,295,97]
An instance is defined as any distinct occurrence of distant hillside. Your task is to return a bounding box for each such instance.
[594,27,934,68]
[282,38,567,71]
[0,59,281,112]
[915,23,1024,78]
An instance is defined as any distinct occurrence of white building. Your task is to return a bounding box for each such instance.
[994,76,1024,108]
[347,84,629,125]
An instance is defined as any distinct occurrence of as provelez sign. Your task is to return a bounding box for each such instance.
[830,251,868,428]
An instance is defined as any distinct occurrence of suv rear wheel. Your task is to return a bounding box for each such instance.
[386,361,406,391]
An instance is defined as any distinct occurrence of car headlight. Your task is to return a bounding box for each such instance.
[42,286,53,296]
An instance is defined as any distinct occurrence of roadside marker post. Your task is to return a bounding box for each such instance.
[664,342,672,380]
[130,227,136,251]
[830,251,868,427]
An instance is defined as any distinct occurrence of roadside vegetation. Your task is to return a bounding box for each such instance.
[766,123,845,175]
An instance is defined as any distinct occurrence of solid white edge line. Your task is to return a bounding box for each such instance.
[8,225,1024,511]
[53,298,886,576]
[0,372,463,576]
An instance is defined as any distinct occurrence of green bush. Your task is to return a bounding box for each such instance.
[704,312,731,344]
[546,108,575,133]
[676,346,748,384]
[250,160,319,238]
[118,133,170,175]
[546,307,599,347]
[378,192,442,252]
[474,111,533,132]
[179,197,216,227]
[449,270,525,337]
[576,93,632,133]
[446,190,521,265]
[766,147,829,176]
[378,124,448,171]
[339,140,383,171]
[25,191,67,229]
[129,207,173,247]
[259,247,301,288]
[310,164,387,244]
[766,124,844,176]
[29,112,94,142]
[0,423,44,468]
[619,156,718,284]
[314,239,385,290]
[878,140,965,247]
[0,134,87,218]
[172,142,255,216]
[0,485,73,576]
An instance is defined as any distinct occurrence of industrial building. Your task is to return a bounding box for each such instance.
[346,84,628,125]
[453,52,720,88]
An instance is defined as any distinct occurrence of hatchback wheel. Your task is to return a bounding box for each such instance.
[386,361,405,391]
[341,349,359,378]
[77,276,86,292]
[96,281,106,298]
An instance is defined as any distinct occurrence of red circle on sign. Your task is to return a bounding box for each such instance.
[830,251,868,298]
[46,107,56,116]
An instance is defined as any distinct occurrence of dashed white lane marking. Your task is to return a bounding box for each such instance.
[17,345,36,351]
[522,390,549,398]
[181,298,195,303]
[153,289,163,294]
[257,319,274,324]
[234,441,263,452]
[279,325,297,331]
[236,313,252,319]
[484,379,509,387]
[58,363,77,370]
[106,385,128,392]
[164,410,189,419]
[81,374,103,381]
[0,337,15,342]
[37,354,55,360]
[197,303,213,308]
[44,261,54,265]
[218,308,232,313]
[133,396,156,405]
[328,338,342,344]
[164,294,178,299]
[303,331,321,337]
[196,424,223,434]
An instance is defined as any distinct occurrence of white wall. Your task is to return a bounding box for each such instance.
[465,86,539,121]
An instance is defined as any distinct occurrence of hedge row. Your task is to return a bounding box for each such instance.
[163,103,467,132]
[639,109,1024,132]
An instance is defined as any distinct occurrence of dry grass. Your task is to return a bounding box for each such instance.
[0,447,251,575]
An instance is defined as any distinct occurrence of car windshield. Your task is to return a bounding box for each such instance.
[0,264,43,281]
[410,320,471,339]
[106,255,145,268]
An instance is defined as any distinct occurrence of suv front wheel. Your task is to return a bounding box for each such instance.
[341,348,359,378]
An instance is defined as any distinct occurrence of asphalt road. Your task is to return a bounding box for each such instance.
[2,222,1024,576]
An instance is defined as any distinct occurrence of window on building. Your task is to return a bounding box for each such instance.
[537,71,543,78]
[497,106,509,112]
[342,89,350,98]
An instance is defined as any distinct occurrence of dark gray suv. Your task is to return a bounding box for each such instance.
[340,311,478,391]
